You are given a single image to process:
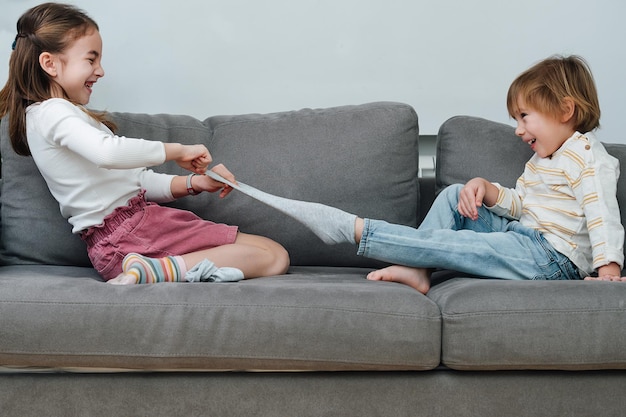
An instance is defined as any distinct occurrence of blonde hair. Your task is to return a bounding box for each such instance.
[0,2,115,156]
[506,55,600,133]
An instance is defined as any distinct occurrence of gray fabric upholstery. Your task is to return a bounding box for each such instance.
[0,115,91,266]
[0,102,419,268]
[436,115,534,192]
[429,278,626,370]
[3,370,626,417]
[0,265,441,371]
[0,112,209,267]
[183,102,419,267]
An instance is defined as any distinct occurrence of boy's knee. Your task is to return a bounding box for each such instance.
[439,184,464,203]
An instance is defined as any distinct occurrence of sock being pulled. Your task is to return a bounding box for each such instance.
[119,253,187,284]
[206,171,357,245]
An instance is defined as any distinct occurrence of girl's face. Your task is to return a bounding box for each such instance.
[512,97,576,158]
[43,29,104,105]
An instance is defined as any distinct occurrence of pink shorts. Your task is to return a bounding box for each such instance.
[81,191,238,280]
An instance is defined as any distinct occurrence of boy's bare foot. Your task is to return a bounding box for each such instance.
[367,265,431,294]
[584,275,626,282]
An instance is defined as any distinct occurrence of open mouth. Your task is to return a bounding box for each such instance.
[529,139,536,145]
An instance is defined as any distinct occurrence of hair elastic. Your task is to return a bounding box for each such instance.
[12,33,26,51]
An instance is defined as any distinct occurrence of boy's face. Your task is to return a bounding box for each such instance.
[512,98,576,158]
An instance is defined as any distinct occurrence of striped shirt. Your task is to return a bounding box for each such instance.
[489,131,624,275]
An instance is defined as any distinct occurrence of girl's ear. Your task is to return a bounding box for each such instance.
[39,52,57,77]
[560,97,575,123]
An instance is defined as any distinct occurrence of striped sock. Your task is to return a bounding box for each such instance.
[121,253,187,284]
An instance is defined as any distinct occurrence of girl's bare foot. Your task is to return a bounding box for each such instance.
[107,273,139,285]
[367,265,431,294]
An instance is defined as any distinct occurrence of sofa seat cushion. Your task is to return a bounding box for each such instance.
[429,278,626,370]
[0,265,441,371]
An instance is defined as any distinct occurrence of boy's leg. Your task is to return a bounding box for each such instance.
[206,171,357,245]
[418,184,510,233]
[357,217,571,281]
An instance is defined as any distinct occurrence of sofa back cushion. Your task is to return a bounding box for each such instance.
[437,115,626,266]
[170,102,420,267]
[0,112,210,267]
[0,102,419,268]
[436,115,534,192]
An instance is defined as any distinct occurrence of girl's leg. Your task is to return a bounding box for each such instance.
[181,232,290,278]
[109,233,289,285]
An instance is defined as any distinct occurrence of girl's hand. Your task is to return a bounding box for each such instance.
[189,164,237,198]
[165,143,212,174]
[206,164,236,198]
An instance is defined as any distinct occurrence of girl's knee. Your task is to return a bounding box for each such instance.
[262,237,290,275]
[237,233,290,275]
[270,244,290,275]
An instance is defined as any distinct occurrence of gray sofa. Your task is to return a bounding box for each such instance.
[1,102,626,416]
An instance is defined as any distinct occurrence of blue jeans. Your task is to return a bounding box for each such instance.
[357,184,581,280]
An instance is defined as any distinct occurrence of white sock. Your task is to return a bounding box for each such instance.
[206,171,356,245]
[185,259,244,282]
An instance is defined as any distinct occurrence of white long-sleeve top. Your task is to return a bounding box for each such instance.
[26,98,176,233]
[488,131,624,275]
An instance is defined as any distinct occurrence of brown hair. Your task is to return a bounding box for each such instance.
[506,55,600,133]
[0,2,115,156]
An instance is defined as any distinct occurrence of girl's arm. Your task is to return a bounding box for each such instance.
[170,163,237,199]
[163,143,212,174]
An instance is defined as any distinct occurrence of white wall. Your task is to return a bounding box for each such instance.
[2,0,625,142]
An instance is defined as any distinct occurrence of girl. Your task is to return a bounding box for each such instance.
[0,3,289,285]
[200,55,626,292]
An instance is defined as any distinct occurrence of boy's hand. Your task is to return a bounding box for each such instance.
[458,177,500,220]
[458,178,487,220]
[585,262,625,281]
